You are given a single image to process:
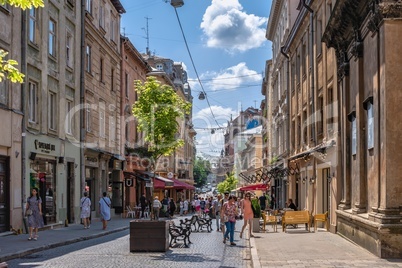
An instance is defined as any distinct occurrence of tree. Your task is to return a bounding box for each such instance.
[0,0,44,83]
[193,157,211,187]
[132,76,191,167]
[216,171,238,194]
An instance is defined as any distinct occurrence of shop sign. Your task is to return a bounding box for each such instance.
[85,156,98,167]
[34,140,56,154]
[113,160,121,170]
[146,182,153,188]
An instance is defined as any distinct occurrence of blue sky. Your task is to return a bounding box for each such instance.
[120,0,273,158]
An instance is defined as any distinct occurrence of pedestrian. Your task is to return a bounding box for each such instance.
[239,192,255,239]
[140,193,147,218]
[259,193,267,211]
[99,192,111,230]
[220,191,229,234]
[152,196,162,220]
[169,198,176,218]
[179,199,184,216]
[80,192,91,229]
[213,194,223,231]
[222,195,237,246]
[183,199,189,215]
[26,187,44,241]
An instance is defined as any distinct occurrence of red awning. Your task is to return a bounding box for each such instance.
[170,178,195,190]
[239,183,269,191]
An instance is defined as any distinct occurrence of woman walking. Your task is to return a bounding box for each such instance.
[80,192,91,229]
[222,195,238,246]
[240,192,255,239]
[26,187,44,241]
[99,192,111,230]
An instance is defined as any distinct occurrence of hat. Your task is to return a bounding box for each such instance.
[224,191,229,195]
[154,196,159,199]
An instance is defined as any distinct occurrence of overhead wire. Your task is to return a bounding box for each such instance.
[173,7,221,128]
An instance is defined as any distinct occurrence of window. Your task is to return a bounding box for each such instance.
[109,115,115,142]
[99,109,105,137]
[125,122,129,143]
[156,64,163,71]
[85,0,92,14]
[125,72,128,97]
[303,110,308,144]
[364,97,374,149]
[0,78,7,105]
[66,99,73,134]
[28,81,37,122]
[0,3,10,11]
[49,92,57,130]
[29,8,37,44]
[86,104,91,132]
[85,45,91,73]
[318,95,324,135]
[66,34,72,67]
[100,58,104,82]
[302,43,306,76]
[110,68,114,91]
[99,5,105,29]
[110,15,115,42]
[49,19,56,56]
[327,87,334,130]
[316,18,322,55]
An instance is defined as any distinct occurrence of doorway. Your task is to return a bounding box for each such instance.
[0,157,9,232]
[67,162,75,223]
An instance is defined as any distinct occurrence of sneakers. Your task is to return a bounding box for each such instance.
[230,242,236,246]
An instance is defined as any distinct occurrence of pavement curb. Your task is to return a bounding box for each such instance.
[0,226,129,263]
[249,237,261,268]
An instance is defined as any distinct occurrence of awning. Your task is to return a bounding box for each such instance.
[124,171,151,182]
[170,178,195,190]
[240,183,270,191]
[153,176,174,188]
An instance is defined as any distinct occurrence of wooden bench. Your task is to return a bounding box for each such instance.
[282,210,311,232]
[168,221,191,247]
[314,211,329,231]
[179,215,198,232]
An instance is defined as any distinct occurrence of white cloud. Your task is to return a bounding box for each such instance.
[193,105,237,154]
[200,0,267,52]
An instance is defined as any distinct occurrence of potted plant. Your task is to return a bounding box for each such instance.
[251,198,262,232]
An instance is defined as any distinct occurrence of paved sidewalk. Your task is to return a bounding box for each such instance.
[251,225,402,268]
[0,216,131,263]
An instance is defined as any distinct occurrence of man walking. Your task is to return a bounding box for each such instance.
[212,194,223,231]
[152,196,162,220]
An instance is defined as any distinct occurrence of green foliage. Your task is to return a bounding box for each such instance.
[251,198,261,218]
[216,171,237,194]
[193,157,210,187]
[269,156,278,164]
[0,0,44,9]
[0,50,24,83]
[0,1,45,83]
[132,77,191,164]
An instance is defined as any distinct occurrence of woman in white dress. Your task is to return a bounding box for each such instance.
[80,192,91,229]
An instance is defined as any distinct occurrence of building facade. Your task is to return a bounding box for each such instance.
[266,0,299,209]
[0,3,23,232]
[323,0,402,258]
[23,0,82,226]
[83,0,125,216]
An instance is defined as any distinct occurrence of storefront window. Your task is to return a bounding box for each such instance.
[30,159,56,224]
[85,167,95,211]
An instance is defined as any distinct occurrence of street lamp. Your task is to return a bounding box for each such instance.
[171,0,184,8]
[198,92,206,100]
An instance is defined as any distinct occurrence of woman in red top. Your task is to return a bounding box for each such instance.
[240,192,254,239]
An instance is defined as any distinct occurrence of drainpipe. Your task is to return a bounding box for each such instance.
[21,9,27,232]
[80,0,86,194]
[280,46,290,205]
[302,0,316,214]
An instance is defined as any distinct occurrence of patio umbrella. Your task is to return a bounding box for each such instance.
[239,183,269,191]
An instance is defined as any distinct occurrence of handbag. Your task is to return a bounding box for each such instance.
[26,209,33,216]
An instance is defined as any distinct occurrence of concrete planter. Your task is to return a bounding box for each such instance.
[252,218,260,233]
[130,220,169,252]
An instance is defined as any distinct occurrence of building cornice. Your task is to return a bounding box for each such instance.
[266,0,283,41]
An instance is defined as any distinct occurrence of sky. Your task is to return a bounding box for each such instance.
[120,0,273,159]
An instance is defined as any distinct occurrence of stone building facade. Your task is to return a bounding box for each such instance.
[0,3,23,232]
[322,0,402,258]
[83,0,125,215]
[23,0,82,226]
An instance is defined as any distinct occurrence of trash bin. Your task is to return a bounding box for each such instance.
[129,220,169,252]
